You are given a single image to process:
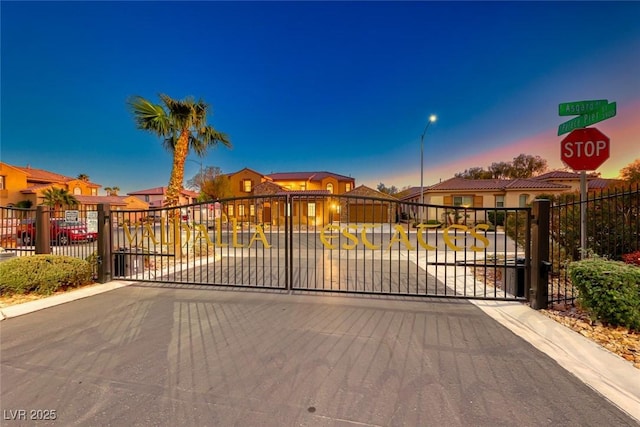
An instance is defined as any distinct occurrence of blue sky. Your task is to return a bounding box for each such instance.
[2,1,639,195]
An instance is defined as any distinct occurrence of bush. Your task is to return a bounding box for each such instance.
[488,211,505,227]
[622,251,640,266]
[0,255,93,296]
[568,258,640,330]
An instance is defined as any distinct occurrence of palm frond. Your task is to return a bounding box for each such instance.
[128,96,171,136]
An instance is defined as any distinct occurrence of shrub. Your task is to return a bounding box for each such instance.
[622,251,640,266]
[488,211,505,227]
[0,255,93,296]
[568,258,640,330]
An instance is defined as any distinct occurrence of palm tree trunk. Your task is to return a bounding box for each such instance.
[166,129,190,258]
[166,130,190,207]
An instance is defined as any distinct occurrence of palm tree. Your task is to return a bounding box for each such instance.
[128,94,231,208]
[77,173,90,182]
[41,187,78,216]
[104,186,120,196]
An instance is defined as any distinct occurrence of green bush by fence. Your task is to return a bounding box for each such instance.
[0,255,93,296]
[568,258,640,330]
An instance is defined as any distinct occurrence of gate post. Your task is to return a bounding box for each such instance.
[530,199,550,310]
[97,203,112,284]
[35,206,51,254]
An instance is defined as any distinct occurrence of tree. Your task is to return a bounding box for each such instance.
[454,167,493,179]
[377,183,399,195]
[620,159,640,183]
[508,154,547,178]
[104,186,120,196]
[77,173,90,182]
[488,161,511,179]
[190,166,232,200]
[128,94,231,208]
[453,154,548,180]
[41,187,78,215]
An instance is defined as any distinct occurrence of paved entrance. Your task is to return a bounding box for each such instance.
[1,286,636,426]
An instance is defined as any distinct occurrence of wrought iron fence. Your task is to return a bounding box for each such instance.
[109,194,532,301]
[548,183,640,306]
[0,206,99,276]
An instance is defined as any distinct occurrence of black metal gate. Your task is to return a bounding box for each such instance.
[108,194,531,301]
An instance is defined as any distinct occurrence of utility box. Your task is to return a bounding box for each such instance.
[505,258,526,298]
[114,248,146,277]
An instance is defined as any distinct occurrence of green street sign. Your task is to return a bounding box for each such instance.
[557,102,616,136]
[558,99,608,116]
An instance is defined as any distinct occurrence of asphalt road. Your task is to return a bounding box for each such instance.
[1,286,636,426]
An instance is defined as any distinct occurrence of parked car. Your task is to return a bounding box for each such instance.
[17,218,93,246]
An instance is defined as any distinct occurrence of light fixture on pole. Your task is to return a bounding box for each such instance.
[420,114,437,224]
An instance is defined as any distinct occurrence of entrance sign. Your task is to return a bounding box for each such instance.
[558,99,608,116]
[557,101,616,135]
[560,128,610,171]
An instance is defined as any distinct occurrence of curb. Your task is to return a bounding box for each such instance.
[0,280,134,320]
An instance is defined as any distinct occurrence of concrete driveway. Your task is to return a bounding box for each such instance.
[0,284,638,426]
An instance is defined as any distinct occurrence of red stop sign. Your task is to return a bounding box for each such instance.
[560,127,610,171]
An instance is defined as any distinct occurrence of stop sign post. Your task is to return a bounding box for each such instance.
[560,127,610,171]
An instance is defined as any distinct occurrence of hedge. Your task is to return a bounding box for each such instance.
[0,255,93,296]
[568,258,640,330]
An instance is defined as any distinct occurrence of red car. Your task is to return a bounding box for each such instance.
[17,218,94,246]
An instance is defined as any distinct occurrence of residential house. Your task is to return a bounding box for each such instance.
[0,162,100,208]
[127,186,199,208]
[398,171,621,223]
[222,169,357,226]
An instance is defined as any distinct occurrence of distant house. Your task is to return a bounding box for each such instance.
[127,186,199,208]
[398,171,620,217]
[221,168,357,226]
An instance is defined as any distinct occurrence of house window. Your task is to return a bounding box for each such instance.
[228,204,234,217]
[91,188,97,196]
[243,179,252,193]
[0,175,5,190]
[519,194,529,207]
[453,196,474,207]
[238,204,245,217]
[345,183,352,192]
[144,195,150,202]
[308,202,316,217]
[495,196,505,208]
[73,187,81,195]
[300,183,306,191]
[249,204,255,217]
[326,183,334,194]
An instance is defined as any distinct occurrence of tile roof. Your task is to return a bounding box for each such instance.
[275,190,331,196]
[14,166,72,183]
[267,171,354,182]
[20,183,56,193]
[74,195,130,206]
[127,186,199,197]
[227,167,269,178]
[128,186,167,195]
[534,171,598,180]
[428,177,570,191]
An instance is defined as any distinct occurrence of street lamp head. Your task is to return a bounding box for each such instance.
[429,114,437,123]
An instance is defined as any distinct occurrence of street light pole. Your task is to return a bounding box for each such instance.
[419,114,437,224]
